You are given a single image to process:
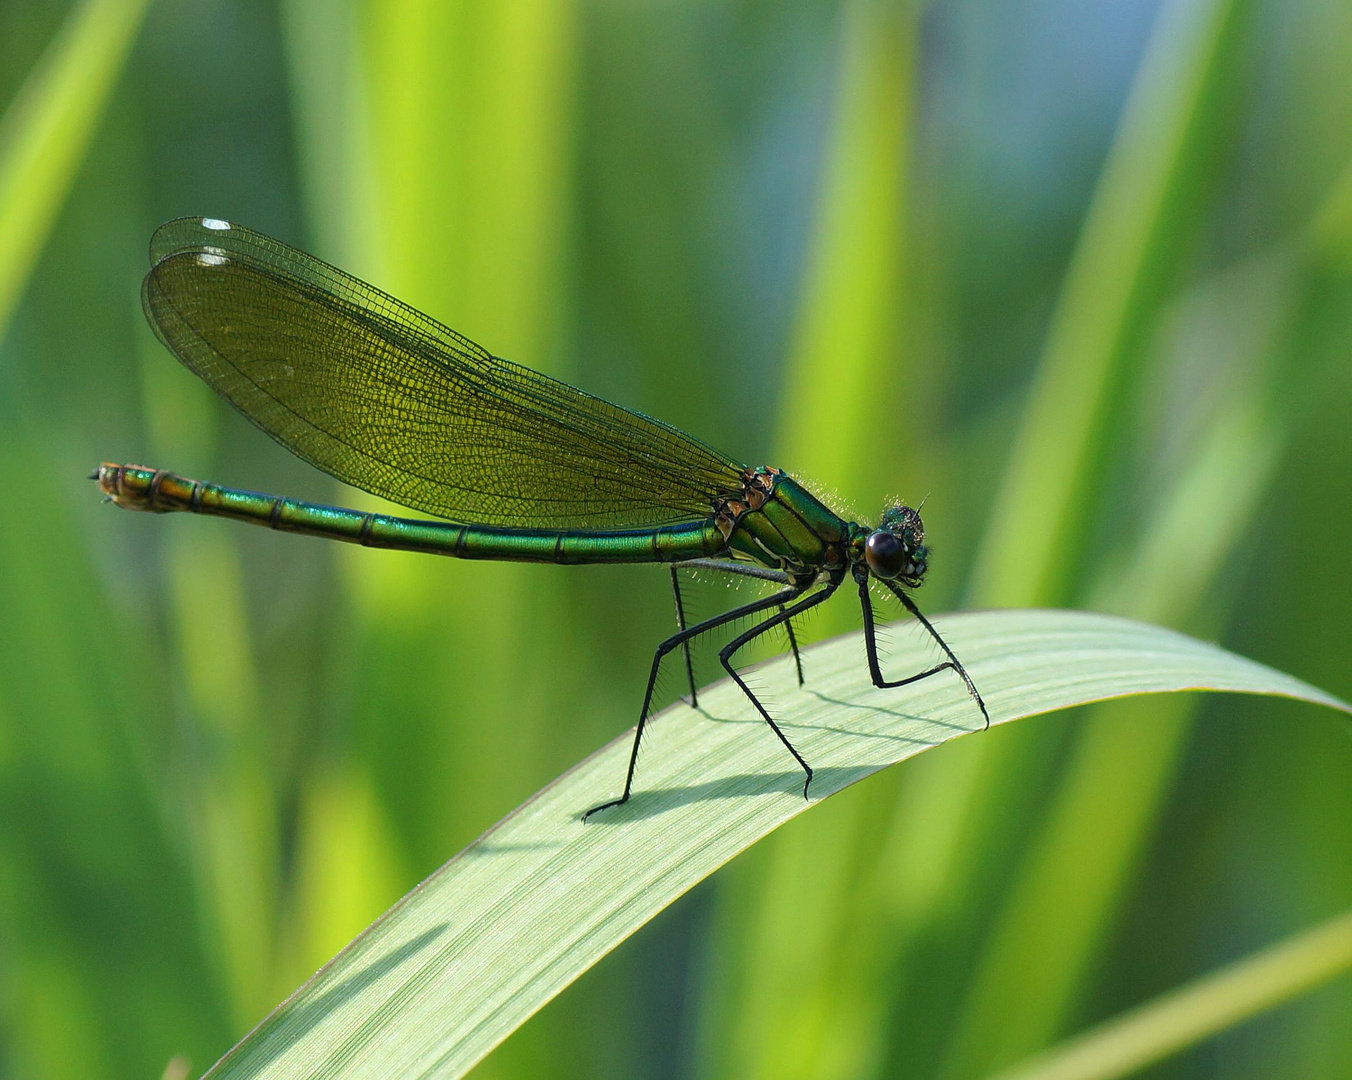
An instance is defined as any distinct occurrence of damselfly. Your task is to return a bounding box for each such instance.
[97,217,988,818]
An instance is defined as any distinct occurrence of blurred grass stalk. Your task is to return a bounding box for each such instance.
[0,1,190,1074]
[132,324,283,1029]
[775,0,913,517]
[991,906,1352,1080]
[963,0,1255,611]
[0,0,148,343]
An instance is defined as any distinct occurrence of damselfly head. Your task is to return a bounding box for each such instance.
[865,505,927,586]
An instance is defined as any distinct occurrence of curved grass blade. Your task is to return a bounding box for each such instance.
[201,610,1348,1080]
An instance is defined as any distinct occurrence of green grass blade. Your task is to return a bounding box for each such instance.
[0,0,148,341]
[990,907,1352,1080]
[775,0,916,512]
[966,0,1251,609]
[198,611,1347,1080]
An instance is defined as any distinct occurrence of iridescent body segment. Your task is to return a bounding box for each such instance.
[99,464,726,564]
[722,470,851,572]
[98,217,988,818]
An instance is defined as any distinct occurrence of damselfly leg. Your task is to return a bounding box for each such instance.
[856,573,990,729]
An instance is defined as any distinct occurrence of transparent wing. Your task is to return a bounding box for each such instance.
[142,217,747,529]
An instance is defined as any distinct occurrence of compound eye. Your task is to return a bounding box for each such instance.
[865,530,906,579]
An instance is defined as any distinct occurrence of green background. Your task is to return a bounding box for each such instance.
[1,0,1350,1077]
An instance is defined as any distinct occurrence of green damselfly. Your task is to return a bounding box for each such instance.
[97,217,988,818]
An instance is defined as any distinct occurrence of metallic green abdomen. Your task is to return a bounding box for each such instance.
[99,465,726,565]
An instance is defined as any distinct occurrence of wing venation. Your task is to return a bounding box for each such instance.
[142,217,747,529]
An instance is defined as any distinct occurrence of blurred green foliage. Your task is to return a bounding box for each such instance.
[0,1,1349,1078]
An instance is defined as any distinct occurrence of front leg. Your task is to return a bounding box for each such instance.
[857,572,990,729]
[670,567,698,707]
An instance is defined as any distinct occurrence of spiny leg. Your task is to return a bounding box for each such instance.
[584,581,809,820]
[718,574,843,799]
[670,567,698,707]
[781,608,804,686]
[675,560,804,683]
[857,573,990,729]
[668,558,801,706]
